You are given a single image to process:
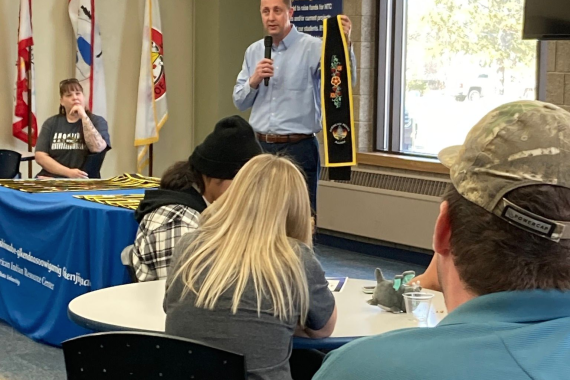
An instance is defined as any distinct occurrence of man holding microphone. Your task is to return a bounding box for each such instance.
[233,0,355,215]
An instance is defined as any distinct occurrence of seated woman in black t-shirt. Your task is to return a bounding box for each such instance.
[164,154,337,380]
[35,78,111,178]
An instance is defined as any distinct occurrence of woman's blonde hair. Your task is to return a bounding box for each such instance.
[172,154,312,323]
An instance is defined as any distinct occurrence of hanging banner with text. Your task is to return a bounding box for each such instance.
[292,0,343,37]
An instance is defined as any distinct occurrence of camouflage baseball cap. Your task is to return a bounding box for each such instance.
[439,100,570,242]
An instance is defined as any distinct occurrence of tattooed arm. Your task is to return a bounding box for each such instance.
[81,115,107,153]
[69,105,108,153]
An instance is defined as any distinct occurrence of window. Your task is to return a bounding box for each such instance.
[376,0,543,157]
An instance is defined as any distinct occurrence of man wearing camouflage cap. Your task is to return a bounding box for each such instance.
[313,100,570,379]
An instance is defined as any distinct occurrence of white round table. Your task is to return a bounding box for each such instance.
[68,278,447,349]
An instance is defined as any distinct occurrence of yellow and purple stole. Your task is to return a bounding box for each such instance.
[321,15,356,180]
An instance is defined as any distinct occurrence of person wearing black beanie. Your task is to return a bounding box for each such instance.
[129,115,262,282]
[190,115,263,202]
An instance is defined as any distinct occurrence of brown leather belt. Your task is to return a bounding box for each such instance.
[256,132,314,144]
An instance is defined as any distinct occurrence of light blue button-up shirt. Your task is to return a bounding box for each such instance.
[233,25,356,135]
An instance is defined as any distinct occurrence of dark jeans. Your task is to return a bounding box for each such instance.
[259,137,320,214]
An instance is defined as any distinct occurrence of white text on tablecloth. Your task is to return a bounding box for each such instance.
[0,239,91,288]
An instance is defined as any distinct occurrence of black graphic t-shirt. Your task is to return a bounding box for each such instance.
[35,114,111,177]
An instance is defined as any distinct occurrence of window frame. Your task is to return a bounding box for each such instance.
[373,0,548,162]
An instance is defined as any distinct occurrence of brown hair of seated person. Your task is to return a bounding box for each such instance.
[160,160,206,194]
[445,184,570,295]
[58,78,92,117]
[414,184,570,293]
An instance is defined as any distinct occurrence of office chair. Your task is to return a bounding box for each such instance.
[81,150,107,179]
[0,149,22,179]
[119,244,138,283]
[63,331,247,380]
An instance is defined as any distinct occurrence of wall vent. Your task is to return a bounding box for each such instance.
[320,167,449,197]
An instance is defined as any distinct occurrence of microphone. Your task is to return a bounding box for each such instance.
[264,36,273,86]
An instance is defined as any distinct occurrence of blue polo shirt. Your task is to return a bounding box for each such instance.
[313,290,570,380]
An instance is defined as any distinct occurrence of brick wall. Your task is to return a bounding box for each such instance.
[546,42,570,113]
[344,0,377,152]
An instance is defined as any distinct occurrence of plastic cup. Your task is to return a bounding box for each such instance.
[402,292,434,322]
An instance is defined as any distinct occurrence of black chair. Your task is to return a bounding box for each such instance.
[81,150,107,179]
[63,331,247,380]
[0,149,21,179]
[119,244,138,283]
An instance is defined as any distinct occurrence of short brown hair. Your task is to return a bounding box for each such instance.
[445,185,570,294]
[59,78,83,97]
[160,161,205,194]
[268,0,291,8]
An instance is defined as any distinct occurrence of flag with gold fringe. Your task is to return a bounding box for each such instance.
[321,15,356,180]
[134,0,168,174]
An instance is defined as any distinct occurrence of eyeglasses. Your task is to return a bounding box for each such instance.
[59,78,80,87]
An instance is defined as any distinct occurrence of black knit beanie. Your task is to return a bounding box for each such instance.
[190,115,262,179]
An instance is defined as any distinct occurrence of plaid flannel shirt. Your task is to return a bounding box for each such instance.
[132,204,200,282]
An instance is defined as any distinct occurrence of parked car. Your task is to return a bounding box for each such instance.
[402,109,417,151]
[521,83,535,100]
[453,73,491,102]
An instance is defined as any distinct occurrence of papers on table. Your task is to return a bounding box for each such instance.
[0,173,159,193]
[326,277,348,292]
[74,194,144,210]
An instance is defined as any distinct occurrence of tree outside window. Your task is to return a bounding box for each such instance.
[378,0,538,156]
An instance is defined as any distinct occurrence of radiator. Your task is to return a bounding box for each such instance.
[317,168,450,250]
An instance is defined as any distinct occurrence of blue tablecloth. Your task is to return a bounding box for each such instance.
[0,186,144,346]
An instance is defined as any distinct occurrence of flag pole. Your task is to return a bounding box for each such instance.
[26,49,32,178]
[149,144,153,176]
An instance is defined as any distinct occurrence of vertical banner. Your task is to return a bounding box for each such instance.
[68,0,107,118]
[12,0,37,146]
[291,0,343,37]
[134,0,168,174]
[321,15,355,180]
